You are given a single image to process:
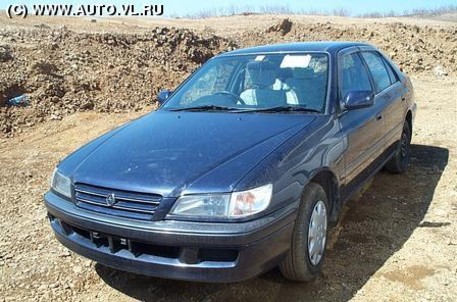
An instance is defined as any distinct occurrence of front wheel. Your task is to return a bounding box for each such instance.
[385,122,411,174]
[279,183,329,282]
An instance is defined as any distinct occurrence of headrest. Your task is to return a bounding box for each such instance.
[247,61,277,87]
[278,67,293,80]
[292,67,314,79]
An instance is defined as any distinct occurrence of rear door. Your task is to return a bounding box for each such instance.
[337,48,385,195]
[360,49,406,149]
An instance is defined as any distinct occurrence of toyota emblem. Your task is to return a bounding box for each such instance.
[106,193,117,206]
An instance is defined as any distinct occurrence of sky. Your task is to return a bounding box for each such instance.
[0,0,456,17]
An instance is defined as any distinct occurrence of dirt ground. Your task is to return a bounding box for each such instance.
[0,14,456,302]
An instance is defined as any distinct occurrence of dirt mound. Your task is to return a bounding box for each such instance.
[239,20,457,74]
[0,26,236,136]
[0,17,456,136]
[267,18,293,35]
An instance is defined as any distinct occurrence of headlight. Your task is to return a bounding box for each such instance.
[51,169,72,198]
[229,184,273,217]
[169,184,273,219]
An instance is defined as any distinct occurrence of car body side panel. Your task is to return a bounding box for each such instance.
[235,116,345,217]
[381,82,407,147]
[338,99,386,186]
[357,47,408,152]
[375,48,416,140]
[336,47,387,190]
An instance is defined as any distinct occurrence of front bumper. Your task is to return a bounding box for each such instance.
[45,192,296,282]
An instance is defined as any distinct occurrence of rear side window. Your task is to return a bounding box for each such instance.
[385,60,399,84]
[340,52,372,101]
[361,52,392,93]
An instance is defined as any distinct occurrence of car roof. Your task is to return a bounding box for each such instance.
[218,41,374,56]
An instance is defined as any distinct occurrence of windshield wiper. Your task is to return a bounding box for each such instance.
[244,105,322,113]
[168,105,241,112]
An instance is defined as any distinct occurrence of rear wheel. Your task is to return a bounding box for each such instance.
[279,183,329,282]
[385,122,411,173]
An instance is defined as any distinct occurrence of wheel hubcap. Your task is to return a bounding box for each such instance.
[308,200,327,266]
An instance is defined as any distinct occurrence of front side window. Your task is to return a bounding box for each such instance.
[361,52,392,93]
[339,52,372,102]
[162,53,329,112]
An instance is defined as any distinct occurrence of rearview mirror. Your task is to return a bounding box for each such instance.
[344,91,374,110]
[157,90,172,105]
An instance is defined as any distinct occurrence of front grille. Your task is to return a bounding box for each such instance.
[59,219,239,263]
[71,225,181,258]
[74,183,162,220]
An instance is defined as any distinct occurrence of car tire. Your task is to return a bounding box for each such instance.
[279,182,329,282]
[385,122,411,174]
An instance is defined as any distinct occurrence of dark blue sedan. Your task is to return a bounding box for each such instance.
[45,41,416,282]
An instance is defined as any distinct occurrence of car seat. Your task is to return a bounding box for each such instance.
[286,67,326,111]
[240,61,287,107]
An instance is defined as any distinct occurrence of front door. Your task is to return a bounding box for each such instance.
[337,49,385,198]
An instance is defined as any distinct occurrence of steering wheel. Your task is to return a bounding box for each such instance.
[214,91,246,105]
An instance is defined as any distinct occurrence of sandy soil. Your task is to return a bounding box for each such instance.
[0,14,456,302]
[1,75,456,302]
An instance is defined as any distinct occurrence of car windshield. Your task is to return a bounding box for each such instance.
[161,52,329,113]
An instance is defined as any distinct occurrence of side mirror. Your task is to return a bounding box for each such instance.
[344,91,374,110]
[157,90,172,105]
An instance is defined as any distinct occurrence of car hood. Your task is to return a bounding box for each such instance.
[66,111,316,197]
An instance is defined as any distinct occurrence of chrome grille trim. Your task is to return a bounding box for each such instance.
[76,189,160,205]
[74,183,162,218]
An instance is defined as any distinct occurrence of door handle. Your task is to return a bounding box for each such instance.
[376,115,382,120]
